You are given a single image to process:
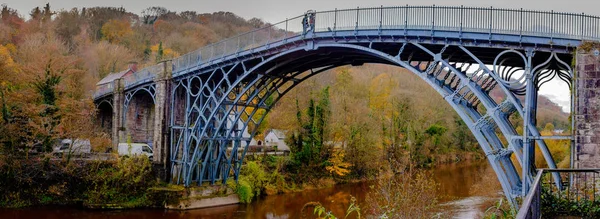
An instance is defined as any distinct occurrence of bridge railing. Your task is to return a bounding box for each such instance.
[315,6,600,40]
[170,5,599,77]
[94,82,114,99]
[122,63,163,89]
[517,168,600,219]
[172,15,305,74]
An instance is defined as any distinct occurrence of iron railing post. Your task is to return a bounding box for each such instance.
[520,8,523,40]
[333,8,337,32]
[355,7,359,34]
[404,5,408,36]
[267,26,271,46]
[284,18,288,42]
[460,5,463,38]
[581,13,585,40]
[379,5,383,34]
[551,10,554,42]
[252,31,255,49]
[432,4,435,37]
[489,6,493,40]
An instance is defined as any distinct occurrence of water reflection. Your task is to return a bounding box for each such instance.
[431,161,495,201]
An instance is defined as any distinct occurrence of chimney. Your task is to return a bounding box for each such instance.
[128,61,138,73]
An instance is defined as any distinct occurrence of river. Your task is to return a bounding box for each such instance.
[0,160,501,219]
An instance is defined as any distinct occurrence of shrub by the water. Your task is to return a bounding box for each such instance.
[0,155,160,208]
[366,169,439,218]
[84,156,155,207]
[234,178,254,204]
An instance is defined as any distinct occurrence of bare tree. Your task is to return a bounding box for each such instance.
[141,6,167,25]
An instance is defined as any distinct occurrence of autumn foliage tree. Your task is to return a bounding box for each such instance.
[101,19,132,43]
[325,149,351,177]
[0,44,23,154]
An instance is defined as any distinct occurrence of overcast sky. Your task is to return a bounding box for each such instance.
[2,0,599,23]
[2,0,587,112]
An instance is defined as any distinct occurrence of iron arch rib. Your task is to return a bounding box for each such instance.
[168,42,566,207]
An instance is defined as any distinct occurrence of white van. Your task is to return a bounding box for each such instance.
[53,139,92,156]
[117,143,153,159]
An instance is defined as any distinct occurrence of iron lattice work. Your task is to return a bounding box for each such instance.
[91,5,593,206]
[167,42,573,207]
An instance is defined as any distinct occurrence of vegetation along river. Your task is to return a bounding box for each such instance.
[0,160,501,219]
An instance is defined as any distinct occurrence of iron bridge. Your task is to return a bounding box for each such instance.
[93,5,600,206]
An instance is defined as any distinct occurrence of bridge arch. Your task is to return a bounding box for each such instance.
[96,98,114,135]
[123,84,157,147]
[84,5,600,209]
[169,41,572,205]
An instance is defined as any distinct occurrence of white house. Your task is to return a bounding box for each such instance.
[225,114,257,148]
[264,129,290,151]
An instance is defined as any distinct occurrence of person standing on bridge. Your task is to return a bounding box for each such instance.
[308,11,315,33]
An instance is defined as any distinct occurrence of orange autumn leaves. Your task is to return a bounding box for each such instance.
[326,149,352,176]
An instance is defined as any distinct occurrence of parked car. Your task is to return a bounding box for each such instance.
[117,143,153,160]
[53,139,92,156]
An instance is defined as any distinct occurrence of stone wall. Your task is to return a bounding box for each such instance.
[125,93,155,144]
[152,61,172,179]
[575,42,600,168]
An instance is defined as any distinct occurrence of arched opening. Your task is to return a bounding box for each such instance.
[96,99,113,135]
[124,90,155,147]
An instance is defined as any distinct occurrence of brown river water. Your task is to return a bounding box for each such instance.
[0,160,501,219]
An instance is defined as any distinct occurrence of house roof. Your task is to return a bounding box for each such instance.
[96,69,131,85]
[269,129,286,139]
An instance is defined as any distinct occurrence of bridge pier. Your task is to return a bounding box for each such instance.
[112,79,125,151]
[152,60,172,180]
[575,42,600,168]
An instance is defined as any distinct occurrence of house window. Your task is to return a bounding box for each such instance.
[60,144,69,150]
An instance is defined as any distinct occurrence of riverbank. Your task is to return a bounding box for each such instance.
[229,150,487,208]
[0,160,501,218]
[0,150,486,209]
[0,155,178,209]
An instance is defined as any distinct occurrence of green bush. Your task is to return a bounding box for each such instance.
[541,187,600,217]
[240,161,268,197]
[236,178,254,204]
